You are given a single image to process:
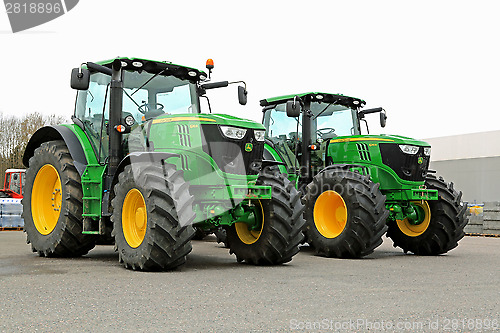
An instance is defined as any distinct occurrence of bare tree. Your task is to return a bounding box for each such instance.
[0,112,67,179]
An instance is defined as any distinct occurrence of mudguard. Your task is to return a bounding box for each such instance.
[112,151,180,186]
[115,152,180,173]
[23,125,88,175]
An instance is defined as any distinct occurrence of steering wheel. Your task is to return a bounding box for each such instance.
[316,127,335,138]
[138,103,164,114]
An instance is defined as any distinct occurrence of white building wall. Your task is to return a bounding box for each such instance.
[424,130,500,203]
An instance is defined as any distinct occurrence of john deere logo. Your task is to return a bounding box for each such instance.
[418,157,423,164]
[4,0,79,33]
[244,143,253,152]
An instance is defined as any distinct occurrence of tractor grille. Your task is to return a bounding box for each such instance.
[177,124,192,147]
[201,124,263,175]
[379,143,430,182]
[356,143,371,161]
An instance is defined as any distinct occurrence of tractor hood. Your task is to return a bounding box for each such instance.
[151,113,265,130]
[329,134,430,147]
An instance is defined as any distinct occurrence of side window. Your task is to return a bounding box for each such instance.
[75,73,111,162]
[268,108,302,142]
[10,173,20,194]
[4,173,10,190]
[20,172,25,195]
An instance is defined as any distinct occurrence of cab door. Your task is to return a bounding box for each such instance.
[74,72,111,163]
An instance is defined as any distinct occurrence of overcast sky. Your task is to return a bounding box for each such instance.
[1,0,499,140]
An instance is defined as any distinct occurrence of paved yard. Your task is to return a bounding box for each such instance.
[0,231,499,332]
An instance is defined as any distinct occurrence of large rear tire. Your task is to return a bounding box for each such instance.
[386,174,467,255]
[22,140,96,257]
[111,162,195,271]
[303,169,389,258]
[226,167,305,265]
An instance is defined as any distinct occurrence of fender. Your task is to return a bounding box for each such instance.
[99,151,180,216]
[112,151,180,187]
[23,125,88,175]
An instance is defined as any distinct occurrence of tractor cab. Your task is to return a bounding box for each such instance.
[0,169,25,198]
[261,92,365,176]
[73,58,250,160]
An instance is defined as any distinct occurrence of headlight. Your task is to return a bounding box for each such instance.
[220,126,247,140]
[399,144,419,155]
[254,130,265,142]
[423,147,431,156]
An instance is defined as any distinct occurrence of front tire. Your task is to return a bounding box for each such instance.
[386,174,467,255]
[111,162,195,270]
[303,169,389,258]
[226,167,305,265]
[22,140,96,257]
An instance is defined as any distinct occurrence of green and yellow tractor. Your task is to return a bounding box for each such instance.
[21,58,304,271]
[261,92,467,258]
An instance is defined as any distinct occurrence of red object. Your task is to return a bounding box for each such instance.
[0,169,25,199]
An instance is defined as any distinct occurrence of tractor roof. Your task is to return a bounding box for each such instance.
[260,92,366,109]
[5,169,25,173]
[91,57,207,83]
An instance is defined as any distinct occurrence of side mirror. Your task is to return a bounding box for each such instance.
[380,111,387,128]
[286,100,301,117]
[70,68,90,90]
[238,86,247,105]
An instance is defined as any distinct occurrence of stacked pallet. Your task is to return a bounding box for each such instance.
[483,202,500,236]
[465,210,484,234]
[0,197,24,229]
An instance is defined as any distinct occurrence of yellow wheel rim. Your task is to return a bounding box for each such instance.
[396,201,431,237]
[313,190,347,238]
[122,188,147,248]
[31,164,62,235]
[235,200,264,245]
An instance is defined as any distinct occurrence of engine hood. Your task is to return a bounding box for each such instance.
[151,113,265,130]
[329,134,430,147]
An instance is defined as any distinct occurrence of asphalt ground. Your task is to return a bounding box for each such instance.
[0,231,499,333]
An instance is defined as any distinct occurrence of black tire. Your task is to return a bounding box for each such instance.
[214,227,229,248]
[22,140,96,257]
[386,174,467,255]
[303,169,389,258]
[225,167,305,265]
[192,227,211,240]
[111,162,195,271]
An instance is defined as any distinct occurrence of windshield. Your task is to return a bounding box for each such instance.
[310,102,359,140]
[122,71,200,123]
[263,102,359,143]
[263,101,360,170]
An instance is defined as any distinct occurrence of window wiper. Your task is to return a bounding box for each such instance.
[123,89,141,108]
[312,102,335,120]
[131,69,166,96]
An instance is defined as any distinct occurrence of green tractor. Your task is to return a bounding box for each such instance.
[260,92,467,258]
[21,58,304,271]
